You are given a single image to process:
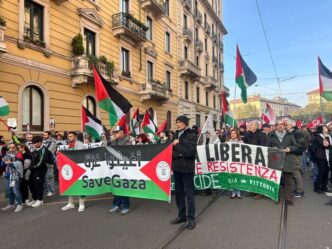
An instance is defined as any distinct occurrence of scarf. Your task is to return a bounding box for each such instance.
[275,130,286,143]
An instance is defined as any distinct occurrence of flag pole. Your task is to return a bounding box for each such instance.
[232,83,237,127]
[320,95,325,122]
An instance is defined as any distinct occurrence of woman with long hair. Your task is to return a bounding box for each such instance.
[227,128,243,199]
[18,144,33,205]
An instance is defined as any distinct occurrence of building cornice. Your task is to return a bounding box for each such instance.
[200,0,228,34]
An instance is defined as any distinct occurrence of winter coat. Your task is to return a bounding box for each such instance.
[0,152,24,180]
[267,131,299,173]
[302,131,311,150]
[172,128,198,174]
[312,134,332,161]
[290,127,306,156]
[32,146,50,173]
[244,130,267,146]
[108,136,131,146]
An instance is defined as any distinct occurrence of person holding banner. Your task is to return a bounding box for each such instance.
[109,125,132,215]
[61,131,86,212]
[227,129,243,199]
[267,120,299,206]
[170,116,197,230]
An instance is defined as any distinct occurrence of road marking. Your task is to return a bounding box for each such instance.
[44,197,114,206]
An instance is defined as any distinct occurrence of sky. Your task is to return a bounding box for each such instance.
[223,0,332,107]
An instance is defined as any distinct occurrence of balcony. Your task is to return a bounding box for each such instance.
[220,84,230,97]
[204,23,211,35]
[182,28,193,43]
[181,0,192,11]
[140,80,169,102]
[195,40,203,53]
[212,33,218,43]
[71,55,113,87]
[179,59,201,79]
[212,56,218,67]
[204,76,218,89]
[141,0,166,18]
[52,0,68,3]
[0,26,7,55]
[112,12,147,43]
[204,51,210,61]
[219,41,223,51]
[194,10,202,24]
[219,62,224,72]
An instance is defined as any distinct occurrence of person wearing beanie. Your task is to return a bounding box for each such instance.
[170,115,197,230]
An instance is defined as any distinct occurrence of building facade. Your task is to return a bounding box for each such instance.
[0,0,226,140]
[230,95,301,120]
[177,0,227,129]
[307,89,324,105]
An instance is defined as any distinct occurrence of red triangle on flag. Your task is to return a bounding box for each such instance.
[139,144,173,196]
[57,152,87,194]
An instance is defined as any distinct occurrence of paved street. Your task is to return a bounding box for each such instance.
[0,172,331,249]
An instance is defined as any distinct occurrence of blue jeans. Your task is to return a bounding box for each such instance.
[301,152,309,172]
[113,196,130,209]
[6,178,22,205]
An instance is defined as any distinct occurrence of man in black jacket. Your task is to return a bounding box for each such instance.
[171,116,197,230]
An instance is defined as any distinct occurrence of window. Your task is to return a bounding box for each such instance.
[206,91,209,106]
[165,0,170,16]
[204,13,207,28]
[205,38,207,51]
[194,0,198,15]
[195,28,198,41]
[84,28,96,56]
[83,96,96,116]
[185,81,189,100]
[183,14,187,29]
[205,63,208,76]
[167,111,171,130]
[213,95,216,109]
[147,61,153,81]
[22,86,44,131]
[213,69,216,78]
[146,16,153,40]
[24,0,44,42]
[212,24,214,34]
[196,56,199,67]
[165,32,171,53]
[121,0,129,13]
[184,46,188,59]
[196,114,201,127]
[121,48,130,76]
[213,46,215,57]
[196,87,200,103]
[166,70,171,89]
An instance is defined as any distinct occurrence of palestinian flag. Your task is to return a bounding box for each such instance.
[0,97,9,116]
[117,114,130,135]
[318,57,332,101]
[82,105,104,141]
[57,144,173,201]
[131,108,140,137]
[93,66,132,127]
[235,45,257,104]
[142,110,158,137]
[221,92,237,127]
[156,120,167,135]
[261,102,276,124]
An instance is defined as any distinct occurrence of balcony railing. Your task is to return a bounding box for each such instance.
[0,26,7,54]
[212,56,218,66]
[194,10,202,24]
[219,41,223,50]
[195,40,203,53]
[219,62,224,72]
[204,76,218,89]
[183,28,193,42]
[71,55,113,87]
[141,0,166,17]
[112,12,147,43]
[179,59,201,79]
[204,23,211,35]
[212,33,218,42]
[181,0,192,10]
[140,80,169,102]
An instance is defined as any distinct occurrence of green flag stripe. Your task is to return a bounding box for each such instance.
[0,105,9,116]
[236,75,248,103]
[99,98,119,126]
[85,126,101,140]
[63,179,169,201]
[322,91,332,101]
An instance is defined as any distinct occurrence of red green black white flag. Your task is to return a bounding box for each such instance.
[318,57,332,101]
[82,105,104,141]
[235,45,257,104]
[93,66,132,127]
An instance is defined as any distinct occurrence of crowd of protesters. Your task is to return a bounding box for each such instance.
[1,117,332,230]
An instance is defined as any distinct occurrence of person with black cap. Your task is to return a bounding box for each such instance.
[109,125,132,215]
[170,115,198,230]
[262,123,271,135]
